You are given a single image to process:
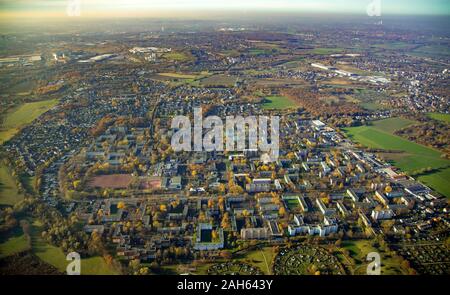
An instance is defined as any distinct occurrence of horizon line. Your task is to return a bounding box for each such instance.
[1,10,449,21]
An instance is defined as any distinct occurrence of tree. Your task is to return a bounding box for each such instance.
[385,185,392,194]
[278,207,286,217]
[198,211,206,222]
[221,212,231,229]
[207,198,215,209]
[129,259,140,273]
[138,267,149,275]
[381,220,395,233]
[220,250,232,260]
[117,201,126,209]
[73,180,81,190]
[218,196,225,212]
[211,230,218,241]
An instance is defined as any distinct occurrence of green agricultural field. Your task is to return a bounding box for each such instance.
[427,112,450,124]
[344,117,450,197]
[410,45,450,58]
[262,96,298,110]
[200,74,237,87]
[157,71,211,87]
[30,220,119,275]
[0,99,58,144]
[368,117,416,134]
[157,72,199,79]
[248,49,273,56]
[0,163,25,206]
[309,47,344,55]
[360,102,387,111]
[372,41,412,50]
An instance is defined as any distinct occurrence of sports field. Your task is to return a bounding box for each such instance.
[88,174,133,189]
[344,117,450,198]
[0,99,58,144]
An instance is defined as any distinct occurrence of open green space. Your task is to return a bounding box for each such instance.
[341,240,407,275]
[0,163,25,206]
[262,95,298,110]
[30,220,119,275]
[157,71,211,87]
[360,102,387,111]
[236,246,275,275]
[0,99,58,144]
[308,47,344,55]
[353,88,390,111]
[0,227,30,258]
[284,198,300,210]
[344,117,450,197]
[372,42,412,50]
[162,51,193,62]
[248,49,274,56]
[410,45,450,58]
[157,72,199,79]
[427,112,450,124]
[200,74,237,87]
[0,219,120,275]
[159,262,213,275]
[367,117,416,134]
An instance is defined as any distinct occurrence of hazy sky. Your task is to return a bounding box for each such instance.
[0,0,449,18]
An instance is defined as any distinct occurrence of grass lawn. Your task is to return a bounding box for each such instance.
[368,117,416,134]
[410,45,450,58]
[234,246,275,275]
[284,198,300,210]
[427,112,450,124]
[157,72,212,87]
[249,49,273,56]
[159,262,214,275]
[30,220,119,275]
[243,247,275,274]
[0,227,30,258]
[344,117,450,197]
[360,102,387,111]
[200,74,237,87]
[162,51,193,62]
[262,95,298,110]
[0,163,25,205]
[0,99,58,144]
[309,47,344,55]
[372,42,412,50]
[341,240,406,275]
[158,72,199,79]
